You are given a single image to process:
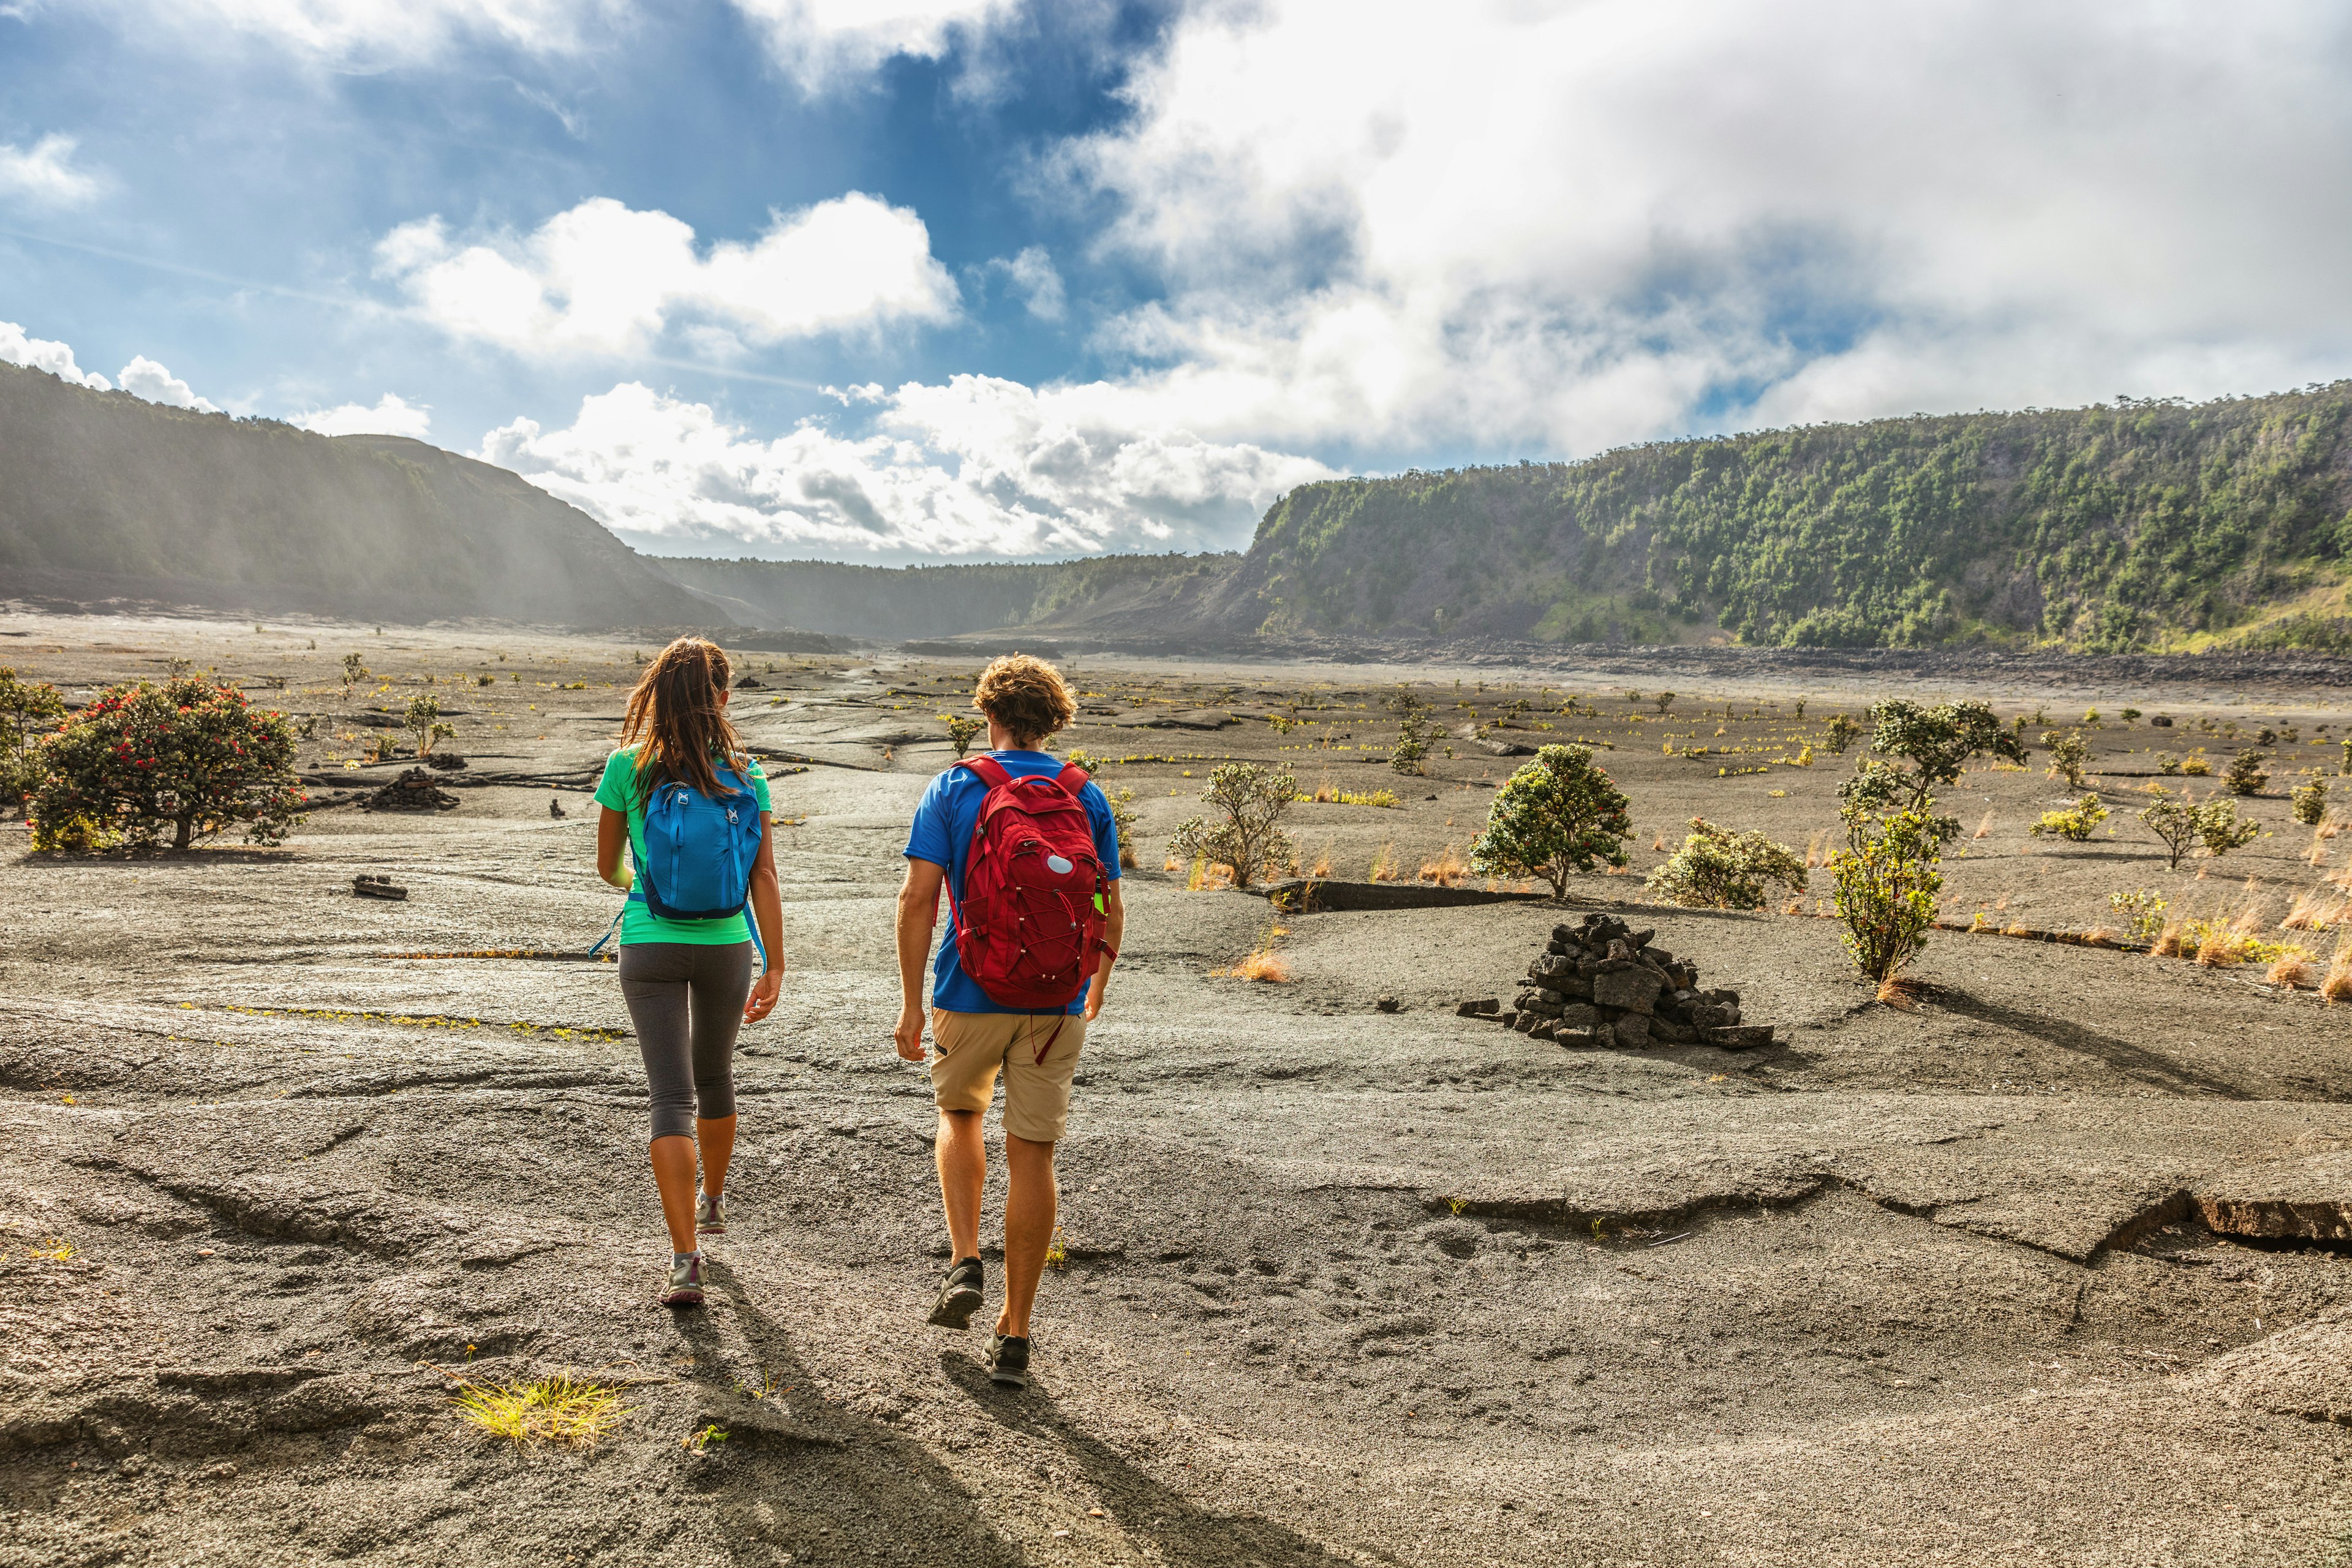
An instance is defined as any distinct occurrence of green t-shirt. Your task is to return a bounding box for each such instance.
[593,745,773,946]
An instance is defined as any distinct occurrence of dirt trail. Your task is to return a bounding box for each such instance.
[3,612,2351,1566]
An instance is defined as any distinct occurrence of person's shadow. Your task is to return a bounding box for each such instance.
[935,1350,1378,1568]
[674,1257,1022,1566]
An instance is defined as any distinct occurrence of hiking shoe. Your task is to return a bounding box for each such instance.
[662,1253,704,1308]
[987,1333,1030,1389]
[696,1190,726,1236]
[926,1259,984,1329]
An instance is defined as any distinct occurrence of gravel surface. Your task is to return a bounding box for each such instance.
[3,611,2350,1567]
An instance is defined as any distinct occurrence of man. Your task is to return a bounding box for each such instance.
[894,654,1123,1389]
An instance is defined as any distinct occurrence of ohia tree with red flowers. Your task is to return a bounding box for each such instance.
[31,677,305,851]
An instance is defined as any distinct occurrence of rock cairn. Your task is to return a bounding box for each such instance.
[1458,912,1774,1050]
[365,767,460,812]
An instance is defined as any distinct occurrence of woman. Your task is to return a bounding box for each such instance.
[594,636,785,1306]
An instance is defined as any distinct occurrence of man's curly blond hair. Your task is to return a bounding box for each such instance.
[972,654,1076,748]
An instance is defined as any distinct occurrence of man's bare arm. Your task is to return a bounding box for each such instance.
[894,859,944,1061]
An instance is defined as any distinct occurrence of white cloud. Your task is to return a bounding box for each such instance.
[116,356,218,413]
[379,193,958,358]
[480,377,1332,557]
[986,246,1065,321]
[93,0,624,65]
[0,320,111,390]
[1051,0,2352,456]
[725,0,1012,92]
[288,392,431,439]
[0,134,99,207]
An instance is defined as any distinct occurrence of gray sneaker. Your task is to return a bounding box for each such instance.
[696,1190,726,1236]
[987,1333,1030,1389]
[662,1253,704,1308]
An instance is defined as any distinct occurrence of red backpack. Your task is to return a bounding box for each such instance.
[949,757,1110,1025]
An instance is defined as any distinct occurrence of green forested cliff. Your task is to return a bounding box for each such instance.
[1230,386,2352,652]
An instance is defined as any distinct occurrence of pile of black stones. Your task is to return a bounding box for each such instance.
[1456,912,1774,1050]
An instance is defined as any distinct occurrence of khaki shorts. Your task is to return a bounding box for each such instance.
[929,1009,1085,1144]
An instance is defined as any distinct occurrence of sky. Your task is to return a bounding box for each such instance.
[3,1,2350,565]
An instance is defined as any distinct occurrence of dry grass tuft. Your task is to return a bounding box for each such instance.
[1310,845,1332,878]
[2324,939,2352,1003]
[2268,950,2317,989]
[1651,833,1668,852]
[2152,918,2188,957]
[2284,889,2345,932]
[1369,841,1398,883]
[1973,810,1994,840]
[452,1373,628,1446]
[1804,831,1827,869]
[1417,843,1467,887]
[1875,974,1926,1009]
[2082,924,2125,947]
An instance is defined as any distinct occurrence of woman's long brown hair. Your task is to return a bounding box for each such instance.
[619,636,749,799]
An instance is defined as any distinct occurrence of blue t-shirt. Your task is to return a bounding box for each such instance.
[904,752,1121,1015]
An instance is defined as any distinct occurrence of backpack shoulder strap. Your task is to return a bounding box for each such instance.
[1050,761,1091,797]
[956,755,1014,791]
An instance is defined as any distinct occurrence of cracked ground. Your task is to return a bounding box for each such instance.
[4,612,2352,1566]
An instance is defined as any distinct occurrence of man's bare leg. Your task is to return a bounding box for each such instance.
[937,1108,985,1263]
[998,1133,1056,1338]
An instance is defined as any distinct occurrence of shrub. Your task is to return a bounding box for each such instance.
[940,713,984,758]
[2140,794,2258,870]
[1166,762,1298,889]
[2293,777,2328,826]
[1830,806,1943,984]
[1651,692,1676,715]
[1389,697,1438,775]
[2029,793,2108,841]
[2342,737,2352,776]
[1821,714,1861,755]
[2041,730,2089,789]
[2181,754,2211,777]
[2225,750,2269,796]
[341,653,368,688]
[0,666,67,808]
[2109,888,2168,943]
[2157,754,2182,775]
[405,693,454,757]
[1841,698,2029,841]
[1643,818,1807,910]
[1106,786,1139,869]
[30,677,304,851]
[1467,744,1631,897]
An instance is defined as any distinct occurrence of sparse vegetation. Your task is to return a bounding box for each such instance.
[2041,730,2089,789]
[2108,888,2168,943]
[452,1373,628,1446]
[1106,786,1140,869]
[2225,750,2269,796]
[1821,714,1861,755]
[31,678,304,851]
[2029,794,2109,842]
[2140,794,2259,870]
[1468,744,1632,897]
[1643,818,1807,910]
[1388,694,1438,775]
[404,693,455,757]
[1166,763,1298,890]
[2292,777,2328,826]
[940,712,984,758]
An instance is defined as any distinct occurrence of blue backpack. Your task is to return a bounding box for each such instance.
[636,762,764,921]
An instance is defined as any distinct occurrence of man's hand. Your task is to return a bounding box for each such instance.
[1084,976,1110,1022]
[744,968,783,1023]
[893,1003,928,1062]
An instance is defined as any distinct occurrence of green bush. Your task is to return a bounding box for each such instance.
[2291,777,2328,827]
[1167,762,1297,889]
[1820,714,1861,755]
[2041,730,2089,789]
[2139,794,2259,870]
[0,666,66,809]
[1830,806,1943,984]
[1468,744,1631,897]
[1387,694,1438,776]
[2028,793,2108,841]
[1643,818,1806,910]
[1106,786,1140,870]
[939,712,984,758]
[30,677,304,851]
[2225,750,2269,796]
[1840,698,2029,841]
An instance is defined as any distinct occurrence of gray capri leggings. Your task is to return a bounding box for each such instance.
[618,941,754,1142]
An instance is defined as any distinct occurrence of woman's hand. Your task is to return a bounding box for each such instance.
[743,968,783,1024]
[893,1003,928,1063]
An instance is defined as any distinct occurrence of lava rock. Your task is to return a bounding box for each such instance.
[1593,966,1664,1014]
[1701,1024,1775,1050]
[1376,997,1401,1014]
[364,768,459,812]
[1455,998,1499,1017]
[352,875,407,901]
[1612,1014,1653,1049]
